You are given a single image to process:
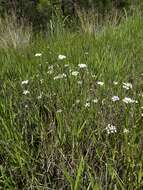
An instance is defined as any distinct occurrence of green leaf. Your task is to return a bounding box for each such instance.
[63,166,74,190]
[74,157,84,190]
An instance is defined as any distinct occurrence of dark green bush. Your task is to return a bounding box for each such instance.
[0,0,54,31]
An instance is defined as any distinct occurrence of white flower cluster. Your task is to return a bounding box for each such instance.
[106,124,117,134]
[71,71,79,76]
[54,73,67,80]
[23,90,30,95]
[111,96,120,102]
[35,53,42,57]
[97,81,104,86]
[21,80,29,85]
[122,97,137,104]
[58,54,66,60]
[122,82,132,90]
[78,64,87,68]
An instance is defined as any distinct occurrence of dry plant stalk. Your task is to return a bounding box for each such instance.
[77,8,120,35]
[0,13,32,49]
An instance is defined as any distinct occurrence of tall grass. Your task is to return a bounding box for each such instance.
[0,10,143,190]
[0,14,32,50]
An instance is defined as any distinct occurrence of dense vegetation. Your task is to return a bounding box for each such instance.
[0,1,143,190]
[0,0,139,30]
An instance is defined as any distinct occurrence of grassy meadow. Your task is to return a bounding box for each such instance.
[0,10,143,190]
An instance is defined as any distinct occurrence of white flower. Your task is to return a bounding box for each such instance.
[77,81,82,85]
[71,71,79,76]
[47,70,53,74]
[78,64,87,68]
[123,128,129,133]
[76,99,80,104]
[122,97,137,104]
[97,81,104,86]
[48,65,54,70]
[40,79,44,84]
[113,81,118,85]
[35,53,42,57]
[139,93,143,97]
[57,109,62,113]
[64,64,69,67]
[111,96,120,102]
[37,94,42,99]
[47,65,54,74]
[92,99,98,103]
[54,73,66,80]
[106,124,117,134]
[85,102,90,108]
[25,104,28,108]
[122,82,132,90]
[23,90,30,95]
[21,80,29,85]
[58,54,66,60]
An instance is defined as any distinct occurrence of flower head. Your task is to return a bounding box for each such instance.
[58,54,66,60]
[23,90,30,95]
[123,128,129,133]
[92,99,98,103]
[76,99,80,104]
[37,93,42,99]
[40,79,44,84]
[21,80,29,85]
[25,105,28,108]
[97,81,104,86]
[56,109,63,113]
[106,124,117,134]
[122,97,137,104]
[54,73,66,80]
[71,71,79,76]
[77,80,82,85]
[113,81,118,85]
[78,64,87,69]
[111,96,120,102]
[122,82,132,90]
[35,53,42,57]
[139,93,143,97]
[47,70,53,74]
[47,65,54,74]
[85,102,90,108]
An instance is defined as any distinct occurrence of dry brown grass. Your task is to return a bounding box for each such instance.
[76,8,121,35]
[0,14,32,49]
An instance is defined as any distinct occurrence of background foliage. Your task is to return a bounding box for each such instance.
[0,0,139,30]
